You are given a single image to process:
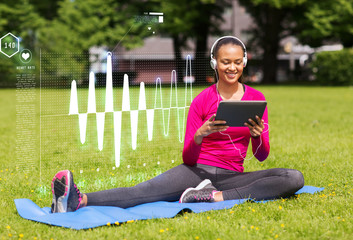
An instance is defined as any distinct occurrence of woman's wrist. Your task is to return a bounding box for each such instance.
[251,134,260,139]
[194,130,203,145]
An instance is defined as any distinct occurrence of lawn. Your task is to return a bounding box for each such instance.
[0,85,352,239]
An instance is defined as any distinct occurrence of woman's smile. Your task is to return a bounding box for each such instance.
[225,72,237,79]
[216,44,244,85]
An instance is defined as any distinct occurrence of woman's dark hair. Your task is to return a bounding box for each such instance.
[212,37,246,83]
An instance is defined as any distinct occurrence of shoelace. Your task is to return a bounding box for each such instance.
[74,184,83,210]
[194,193,213,202]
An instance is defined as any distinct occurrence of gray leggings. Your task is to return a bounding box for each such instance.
[86,164,304,208]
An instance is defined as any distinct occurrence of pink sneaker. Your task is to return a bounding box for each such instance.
[179,179,218,203]
[51,170,82,213]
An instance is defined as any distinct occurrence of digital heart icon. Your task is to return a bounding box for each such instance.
[22,52,30,60]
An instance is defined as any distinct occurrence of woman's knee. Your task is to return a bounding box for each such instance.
[284,169,305,191]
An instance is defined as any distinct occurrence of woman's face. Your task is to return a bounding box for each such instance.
[216,44,244,85]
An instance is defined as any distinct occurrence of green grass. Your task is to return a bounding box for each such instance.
[1,86,353,239]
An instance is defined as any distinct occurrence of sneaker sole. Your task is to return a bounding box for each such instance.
[51,170,71,213]
[179,179,211,203]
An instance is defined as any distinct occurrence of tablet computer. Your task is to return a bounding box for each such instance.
[215,100,267,127]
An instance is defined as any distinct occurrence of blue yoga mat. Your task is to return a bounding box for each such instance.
[15,185,323,230]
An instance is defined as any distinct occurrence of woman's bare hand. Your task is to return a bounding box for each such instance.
[194,114,229,145]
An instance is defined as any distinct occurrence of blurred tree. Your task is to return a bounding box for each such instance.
[0,0,45,85]
[296,0,353,48]
[238,0,308,84]
[193,0,231,83]
[40,0,151,53]
[38,0,149,82]
[0,0,44,49]
[155,0,193,83]
[156,0,231,83]
[28,0,62,20]
[237,0,353,83]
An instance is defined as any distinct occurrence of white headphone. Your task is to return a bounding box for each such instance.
[210,36,248,70]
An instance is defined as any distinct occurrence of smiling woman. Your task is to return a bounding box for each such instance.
[211,36,246,100]
[216,44,245,100]
[50,36,304,214]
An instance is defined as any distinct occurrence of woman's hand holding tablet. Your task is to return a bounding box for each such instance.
[244,115,265,138]
[194,114,229,145]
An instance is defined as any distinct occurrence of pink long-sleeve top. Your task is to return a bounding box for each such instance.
[182,84,270,172]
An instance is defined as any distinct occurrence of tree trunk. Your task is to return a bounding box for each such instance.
[194,26,209,84]
[172,35,184,83]
[261,6,283,84]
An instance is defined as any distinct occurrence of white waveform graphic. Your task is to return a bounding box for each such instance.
[69,53,193,167]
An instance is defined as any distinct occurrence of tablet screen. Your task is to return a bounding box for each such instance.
[215,100,267,127]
